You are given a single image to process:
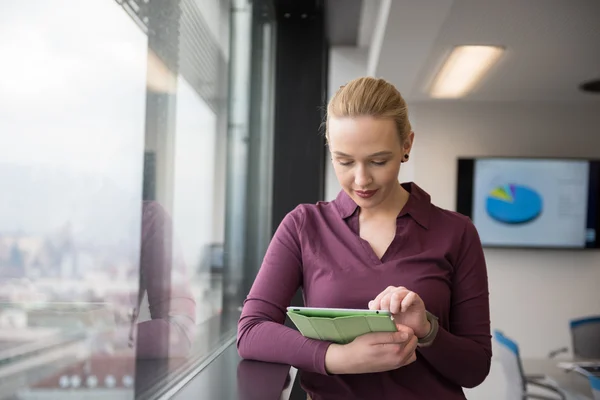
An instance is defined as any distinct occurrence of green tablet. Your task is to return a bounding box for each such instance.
[286,306,397,344]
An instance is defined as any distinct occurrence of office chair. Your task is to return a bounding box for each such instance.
[494,330,566,400]
[548,316,600,360]
[571,316,600,360]
[590,375,600,400]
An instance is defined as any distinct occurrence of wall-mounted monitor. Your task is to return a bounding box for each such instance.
[456,157,600,249]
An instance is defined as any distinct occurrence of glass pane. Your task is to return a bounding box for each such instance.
[0,0,146,397]
[172,75,220,325]
[0,0,277,396]
[132,0,235,397]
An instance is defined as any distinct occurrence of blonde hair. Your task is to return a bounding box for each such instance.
[326,77,412,143]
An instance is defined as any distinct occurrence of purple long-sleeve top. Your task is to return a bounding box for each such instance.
[237,182,492,400]
[135,201,196,358]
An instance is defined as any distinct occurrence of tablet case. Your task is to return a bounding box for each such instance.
[286,310,397,344]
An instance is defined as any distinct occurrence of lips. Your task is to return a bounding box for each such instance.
[355,189,378,199]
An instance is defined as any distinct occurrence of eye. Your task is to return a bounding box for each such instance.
[337,160,353,166]
[372,160,388,166]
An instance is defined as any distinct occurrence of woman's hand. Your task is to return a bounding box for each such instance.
[369,286,430,339]
[324,325,418,374]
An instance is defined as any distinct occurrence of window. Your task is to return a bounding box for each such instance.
[0,0,275,397]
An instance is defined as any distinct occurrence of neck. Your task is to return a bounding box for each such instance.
[360,182,408,219]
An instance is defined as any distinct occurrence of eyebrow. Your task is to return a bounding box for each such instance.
[333,151,393,157]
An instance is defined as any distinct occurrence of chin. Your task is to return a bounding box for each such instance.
[358,199,381,208]
[351,194,381,208]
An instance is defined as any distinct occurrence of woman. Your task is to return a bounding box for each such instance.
[237,77,491,399]
[132,200,196,358]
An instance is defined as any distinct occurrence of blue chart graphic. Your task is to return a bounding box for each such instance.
[486,184,543,224]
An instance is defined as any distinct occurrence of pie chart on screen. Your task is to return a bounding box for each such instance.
[486,184,543,224]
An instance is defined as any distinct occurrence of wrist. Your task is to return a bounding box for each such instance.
[417,311,439,348]
[417,320,432,339]
[324,343,349,374]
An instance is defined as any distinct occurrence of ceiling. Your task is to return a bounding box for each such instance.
[325,0,362,46]
[371,0,600,102]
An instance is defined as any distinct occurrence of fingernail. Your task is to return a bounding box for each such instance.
[368,301,374,309]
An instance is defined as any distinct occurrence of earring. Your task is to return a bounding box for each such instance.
[402,154,409,163]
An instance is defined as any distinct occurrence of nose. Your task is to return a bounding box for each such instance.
[354,165,372,188]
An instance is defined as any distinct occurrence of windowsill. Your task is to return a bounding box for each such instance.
[134,308,298,400]
[171,342,295,400]
[134,309,241,399]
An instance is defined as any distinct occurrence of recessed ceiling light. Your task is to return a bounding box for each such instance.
[430,45,505,99]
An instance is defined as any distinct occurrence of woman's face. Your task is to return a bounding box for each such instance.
[328,116,412,210]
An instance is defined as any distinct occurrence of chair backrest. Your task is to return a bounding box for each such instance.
[493,330,526,399]
[570,316,600,359]
[589,375,600,400]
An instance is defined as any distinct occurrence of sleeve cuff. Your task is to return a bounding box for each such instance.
[417,324,449,355]
[313,340,334,375]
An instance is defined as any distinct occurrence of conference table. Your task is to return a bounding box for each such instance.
[523,359,598,399]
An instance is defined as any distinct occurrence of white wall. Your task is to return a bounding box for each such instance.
[327,47,369,111]
[325,47,368,201]
[410,101,600,355]
[328,99,600,351]
[323,90,600,395]
[326,41,600,384]
[409,101,600,397]
[326,46,600,354]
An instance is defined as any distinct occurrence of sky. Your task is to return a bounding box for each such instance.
[0,0,148,247]
[0,0,222,268]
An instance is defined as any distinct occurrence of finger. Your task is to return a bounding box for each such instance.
[404,333,419,353]
[398,291,416,312]
[402,291,424,313]
[374,286,397,309]
[369,326,413,344]
[391,325,415,343]
[404,351,417,365]
[380,292,393,312]
[398,336,418,366]
[389,289,410,314]
[370,286,396,310]
[381,288,409,313]
[395,324,414,340]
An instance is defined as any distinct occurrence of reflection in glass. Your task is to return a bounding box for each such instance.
[134,201,196,359]
[0,0,145,397]
[172,76,221,327]
[132,0,234,395]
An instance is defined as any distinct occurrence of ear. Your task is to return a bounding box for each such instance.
[403,131,415,154]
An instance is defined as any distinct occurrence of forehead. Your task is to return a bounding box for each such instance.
[328,116,400,154]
